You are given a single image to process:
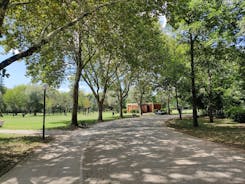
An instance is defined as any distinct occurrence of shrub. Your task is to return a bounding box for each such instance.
[130,109,139,113]
[123,109,127,114]
[233,109,245,123]
[130,110,135,113]
[161,108,166,112]
[226,107,245,123]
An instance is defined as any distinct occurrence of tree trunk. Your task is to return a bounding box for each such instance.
[71,65,82,127]
[175,87,182,120]
[208,67,214,123]
[167,92,171,115]
[139,94,143,116]
[139,103,143,116]
[98,101,103,122]
[119,97,123,118]
[208,107,213,122]
[117,89,124,118]
[190,34,198,127]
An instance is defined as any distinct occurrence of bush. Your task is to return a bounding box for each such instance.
[130,110,135,113]
[161,108,167,112]
[226,107,245,123]
[233,109,245,123]
[123,109,127,114]
[130,109,139,113]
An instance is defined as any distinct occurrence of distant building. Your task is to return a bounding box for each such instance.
[127,103,161,113]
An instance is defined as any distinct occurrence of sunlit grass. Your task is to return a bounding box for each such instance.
[171,109,193,115]
[0,112,132,130]
[166,117,245,150]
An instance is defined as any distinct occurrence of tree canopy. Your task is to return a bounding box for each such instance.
[0,0,244,125]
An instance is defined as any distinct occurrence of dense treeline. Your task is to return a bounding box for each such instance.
[0,84,127,116]
[0,85,92,116]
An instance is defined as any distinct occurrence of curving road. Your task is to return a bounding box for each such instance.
[0,115,245,184]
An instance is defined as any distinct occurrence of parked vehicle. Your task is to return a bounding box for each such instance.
[154,110,166,115]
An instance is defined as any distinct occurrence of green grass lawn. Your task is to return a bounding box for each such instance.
[0,112,129,130]
[166,117,245,150]
[0,134,51,176]
[171,109,193,114]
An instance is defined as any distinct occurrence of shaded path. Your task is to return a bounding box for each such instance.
[0,115,244,184]
[0,131,86,184]
[82,116,245,184]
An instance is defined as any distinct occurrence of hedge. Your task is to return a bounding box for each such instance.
[226,107,245,123]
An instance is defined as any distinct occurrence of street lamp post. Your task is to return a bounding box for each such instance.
[42,83,48,140]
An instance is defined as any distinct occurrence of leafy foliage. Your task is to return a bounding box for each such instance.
[226,106,245,123]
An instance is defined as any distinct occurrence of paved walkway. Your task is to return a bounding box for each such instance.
[0,115,244,184]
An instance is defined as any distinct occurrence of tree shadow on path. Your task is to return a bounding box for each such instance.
[83,116,245,184]
[0,131,84,184]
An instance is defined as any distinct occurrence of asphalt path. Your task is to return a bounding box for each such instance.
[0,115,244,184]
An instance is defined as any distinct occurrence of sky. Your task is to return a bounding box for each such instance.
[0,50,97,93]
[0,48,79,92]
[0,51,73,92]
[0,48,31,88]
[0,16,167,92]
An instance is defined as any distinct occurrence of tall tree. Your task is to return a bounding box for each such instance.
[3,85,28,114]
[167,0,201,126]
[166,0,243,126]
[196,42,245,121]
[113,63,133,118]
[153,34,189,119]
[82,53,119,121]
[131,69,153,116]
[25,85,43,115]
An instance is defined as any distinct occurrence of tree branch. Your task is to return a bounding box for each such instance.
[0,0,122,70]
[9,1,34,7]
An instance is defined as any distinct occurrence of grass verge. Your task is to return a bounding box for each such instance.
[0,112,134,130]
[0,134,52,176]
[166,117,245,150]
